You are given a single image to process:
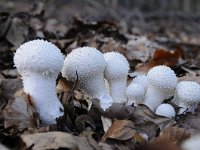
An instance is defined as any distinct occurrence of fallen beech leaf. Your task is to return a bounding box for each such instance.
[138,134,181,150]
[101,116,112,132]
[3,90,36,130]
[21,131,104,150]
[136,48,184,72]
[160,126,190,144]
[1,79,23,98]
[102,120,136,141]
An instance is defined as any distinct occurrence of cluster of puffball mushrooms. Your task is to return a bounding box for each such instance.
[14,39,200,125]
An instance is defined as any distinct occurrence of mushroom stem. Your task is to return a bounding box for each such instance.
[109,79,127,103]
[22,73,63,124]
[144,85,164,111]
[79,74,107,99]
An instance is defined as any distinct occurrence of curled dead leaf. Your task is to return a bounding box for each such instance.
[21,131,106,150]
[102,120,136,142]
[160,126,190,144]
[3,90,37,130]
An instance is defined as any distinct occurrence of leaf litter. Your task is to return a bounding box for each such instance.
[1,1,200,150]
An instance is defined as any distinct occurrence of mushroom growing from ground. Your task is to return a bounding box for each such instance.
[173,81,200,114]
[104,52,129,103]
[61,47,113,110]
[14,39,64,124]
[126,83,145,105]
[155,103,175,118]
[143,65,177,111]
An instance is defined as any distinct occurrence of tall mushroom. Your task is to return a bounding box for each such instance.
[104,52,129,103]
[14,39,64,124]
[143,65,177,111]
[173,81,200,114]
[62,47,113,110]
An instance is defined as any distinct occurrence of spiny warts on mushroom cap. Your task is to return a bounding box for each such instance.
[147,65,177,90]
[155,103,175,118]
[176,81,200,103]
[62,47,106,81]
[126,83,145,99]
[133,75,148,89]
[14,39,64,76]
[104,52,129,80]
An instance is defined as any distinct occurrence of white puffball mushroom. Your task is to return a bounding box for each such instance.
[62,47,113,110]
[173,81,200,114]
[155,103,175,118]
[144,65,177,111]
[181,134,200,150]
[104,52,129,103]
[133,75,148,90]
[126,83,145,105]
[14,39,64,124]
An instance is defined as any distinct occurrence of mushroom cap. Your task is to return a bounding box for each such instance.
[133,75,148,89]
[104,52,129,80]
[155,103,175,118]
[147,65,177,90]
[126,83,145,100]
[176,81,200,103]
[62,47,106,81]
[14,39,64,76]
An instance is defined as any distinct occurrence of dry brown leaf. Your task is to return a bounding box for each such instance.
[1,79,23,98]
[135,48,184,72]
[160,126,190,144]
[3,90,36,130]
[101,115,112,132]
[102,120,136,142]
[138,134,181,150]
[21,131,104,150]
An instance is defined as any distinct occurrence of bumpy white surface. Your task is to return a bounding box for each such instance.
[144,65,177,111]
[126,83,145,105]
[104,52,129,103]
[182,134,200,150]
[133,75,148,90]
[14,39,64,124]
[62,47,112,109]
[155,103,175,118]
[99,93,113,111]
[174,81,200,114]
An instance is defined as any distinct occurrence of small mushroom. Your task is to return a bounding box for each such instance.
[61,47,113,110]
[155,103,175,118]
[104,52,129,103]
[173,81,200,114]
[14,39,64,124]
[143,65,177,111]
[126,83,145,105]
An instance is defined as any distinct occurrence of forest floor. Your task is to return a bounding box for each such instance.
[0,1,200,150]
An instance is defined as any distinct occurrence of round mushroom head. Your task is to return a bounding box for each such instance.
[126,83,145,105]
[147,65,177,98]
[14,39,64,76]
[104,52,129,81]
[176,81,200,104]
[62,47,106,82]
[155,103,175,118]
[133,75,148,90]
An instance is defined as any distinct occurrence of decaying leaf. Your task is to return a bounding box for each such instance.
[3,90,36,130]
[102,120,136,142]
[135,48,185,72]
[21,131,107,150]
[1,79,23,98]
[101,116,112,133]
[160,126,190,144]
